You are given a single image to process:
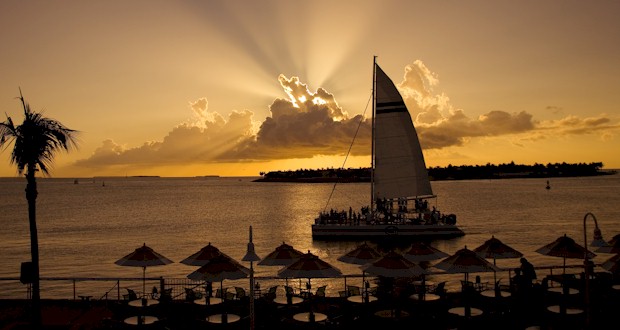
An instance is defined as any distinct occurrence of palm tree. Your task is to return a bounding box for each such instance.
[0,89,78,327]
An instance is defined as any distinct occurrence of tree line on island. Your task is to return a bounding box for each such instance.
[256,161,616,182]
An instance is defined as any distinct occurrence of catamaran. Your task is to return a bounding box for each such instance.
[311,58,465,239]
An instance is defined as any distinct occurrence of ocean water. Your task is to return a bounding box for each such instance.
[1,174,619,299]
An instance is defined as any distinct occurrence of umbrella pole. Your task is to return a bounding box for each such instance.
[142,266,146,299]
[308,278,315,322]
[220,281,227,324]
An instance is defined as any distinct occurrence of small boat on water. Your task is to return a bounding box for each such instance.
[312,58,465,240]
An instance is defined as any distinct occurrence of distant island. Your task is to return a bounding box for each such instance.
[254,161,617,183]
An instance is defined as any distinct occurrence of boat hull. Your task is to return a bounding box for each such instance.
[311,223,465,240]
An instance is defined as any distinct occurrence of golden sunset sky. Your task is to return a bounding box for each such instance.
[1,1,619,178]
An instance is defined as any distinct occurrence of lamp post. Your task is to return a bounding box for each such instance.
[242,226,261,330]
[582,212,610,329]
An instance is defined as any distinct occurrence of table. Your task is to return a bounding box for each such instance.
[206,313,241,324]
[547,287,578,295]
[193,297,223,305]
[347,295,378,303]
[409,293,441,301]
[128,299,159,307]
[546,305,583,315]
[293,312,327,323]
[480,290,511,298]
[273,296,304,305]
[124,316,158,325]
[448,307,484,317]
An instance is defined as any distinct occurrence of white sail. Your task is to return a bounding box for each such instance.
[373,64,434,200]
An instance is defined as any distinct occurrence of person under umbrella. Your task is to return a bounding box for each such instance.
[187,254,250,324]
[433,246,500,317]
[115,243,173,301]
[278,251,342,323]
[337,242,382,299]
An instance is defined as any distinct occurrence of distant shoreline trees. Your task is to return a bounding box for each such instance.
[256,161,616,182]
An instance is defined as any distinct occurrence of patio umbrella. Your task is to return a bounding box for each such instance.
[115,243,173,298]
[181,242,230,266]
[278,251,342,322]
[402,242,448,298]
[361,250,427,315]
[473,236,523,288]
[181,242,230,300]
[535,234,595,273]
[433,246,500,317]
[258,242,304,266]
[596,233,620,254]
[188,254,250,324]
[259,242,304,287]
[403,241,449,263]
[361,250,427,278]
[337,242,382,296]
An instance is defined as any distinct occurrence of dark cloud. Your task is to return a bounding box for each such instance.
[74,61,618,169]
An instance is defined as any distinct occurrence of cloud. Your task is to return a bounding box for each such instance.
[74,60,619,169]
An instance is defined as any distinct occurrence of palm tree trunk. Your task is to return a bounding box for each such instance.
[25,169,41,328]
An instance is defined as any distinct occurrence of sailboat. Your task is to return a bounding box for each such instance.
[311,58,465,239]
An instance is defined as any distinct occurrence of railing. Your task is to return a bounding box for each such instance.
[0,264,590,301]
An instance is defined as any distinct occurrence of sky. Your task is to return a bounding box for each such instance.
[1,0,619,178]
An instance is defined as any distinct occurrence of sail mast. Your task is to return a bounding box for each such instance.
[371,56,377,213]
